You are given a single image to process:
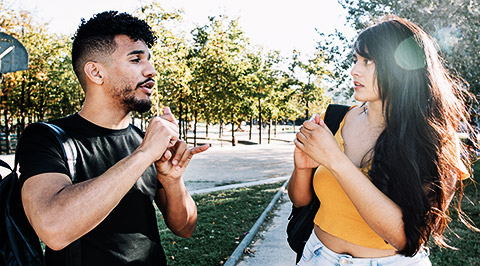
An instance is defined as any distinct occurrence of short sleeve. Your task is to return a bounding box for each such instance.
[16,123,70,187]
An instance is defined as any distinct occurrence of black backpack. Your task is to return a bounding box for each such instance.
[0,122,76,266]
[286,104,350,263]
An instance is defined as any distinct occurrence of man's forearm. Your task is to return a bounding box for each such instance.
[155,178,197,238]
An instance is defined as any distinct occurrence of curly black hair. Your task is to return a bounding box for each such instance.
[71,11,157,87]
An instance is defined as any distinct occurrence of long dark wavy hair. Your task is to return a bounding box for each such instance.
[355,16,477,256]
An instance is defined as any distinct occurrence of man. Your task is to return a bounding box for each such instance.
[16,11,208,265]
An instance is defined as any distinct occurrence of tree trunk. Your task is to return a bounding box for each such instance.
[179,99,183,140]
[219,120,222,140]
[3,107,10,154]
[206,120,209,138]
[249,115,253,140]
[20,81,26,134]
[268,119,271,144]
[258,98,262,144]
[305,100,310,121]
[274,118,277,138]
[194,110,198,146]
[184,103,188,141]
[231,113,235,146]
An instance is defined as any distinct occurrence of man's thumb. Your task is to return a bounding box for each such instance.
[163,106,171,114]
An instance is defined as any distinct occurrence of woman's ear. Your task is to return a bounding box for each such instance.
[84,62,104,85]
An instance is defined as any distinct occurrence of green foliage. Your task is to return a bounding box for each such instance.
[0,2,83,135]
[156,182,282,265]
[1,0,333,139]
[324,0,480,103]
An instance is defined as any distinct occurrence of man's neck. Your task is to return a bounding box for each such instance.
[78,104,131,130]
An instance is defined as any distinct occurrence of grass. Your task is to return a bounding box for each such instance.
[155,182,284,265]
[428,163,480,265]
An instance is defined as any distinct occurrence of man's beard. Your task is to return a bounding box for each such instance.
[114,84,152,114]
[123,95,152,113]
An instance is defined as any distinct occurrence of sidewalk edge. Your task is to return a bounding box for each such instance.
[224,180,289,266]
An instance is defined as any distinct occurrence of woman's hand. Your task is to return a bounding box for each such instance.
[294,117,343,170]
[293,115,323,169]
[293,146,319,169]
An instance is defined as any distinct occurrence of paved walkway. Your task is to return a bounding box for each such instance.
[237,191,297,266]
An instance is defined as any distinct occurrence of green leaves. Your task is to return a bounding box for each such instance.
[1,0,332,136]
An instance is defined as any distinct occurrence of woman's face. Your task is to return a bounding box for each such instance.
[350,53,380,103]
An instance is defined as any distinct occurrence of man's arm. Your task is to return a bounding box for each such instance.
[21,116,178,250]
[154,140,209,238]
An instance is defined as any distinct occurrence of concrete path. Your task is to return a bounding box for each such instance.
[237,191,297,266]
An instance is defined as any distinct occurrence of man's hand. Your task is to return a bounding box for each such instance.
[138,106,179,163]
[155,141,210,184]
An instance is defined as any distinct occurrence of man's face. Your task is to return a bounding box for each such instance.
[102,34,156,113]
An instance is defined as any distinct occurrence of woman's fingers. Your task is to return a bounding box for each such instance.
[294,138,305,150]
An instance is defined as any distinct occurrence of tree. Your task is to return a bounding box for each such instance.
[323,0,480,105]
[1,2,82,154]
[288,50,331,121]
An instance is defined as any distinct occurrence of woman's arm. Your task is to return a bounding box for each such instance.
[288,166,314,207]
[295,119,407,250]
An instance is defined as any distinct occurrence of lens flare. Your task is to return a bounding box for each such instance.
[394,36,426,70]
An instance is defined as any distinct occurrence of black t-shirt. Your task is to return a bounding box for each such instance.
[16,114,167,265]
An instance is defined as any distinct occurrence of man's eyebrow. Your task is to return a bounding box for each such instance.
[127,49,151,60]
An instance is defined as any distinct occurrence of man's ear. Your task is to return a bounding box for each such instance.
[84,62,104,85]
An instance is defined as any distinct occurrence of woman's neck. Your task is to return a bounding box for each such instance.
[364,101,386,130]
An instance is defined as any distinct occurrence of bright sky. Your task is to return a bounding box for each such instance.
[10,0,355,57]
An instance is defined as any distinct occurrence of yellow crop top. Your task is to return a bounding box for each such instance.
[312,108,470,250]
[312,107,471,250]
[313,109,395,250]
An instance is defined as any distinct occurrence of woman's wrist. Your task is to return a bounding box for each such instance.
[294,166,315,172]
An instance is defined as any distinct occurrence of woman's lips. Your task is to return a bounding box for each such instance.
[353,81,363,90]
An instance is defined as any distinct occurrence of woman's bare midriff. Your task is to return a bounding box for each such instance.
[314,225,397,258]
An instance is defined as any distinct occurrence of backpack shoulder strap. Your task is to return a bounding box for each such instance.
[323,104,350,135]
[36,122,77,180]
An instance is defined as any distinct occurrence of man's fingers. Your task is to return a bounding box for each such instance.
[160,113,178,125]
[171,141,187,166]
[174,144,210,169]
[161,150,172,162]
[160,106,178,125]
[190,144,210,155]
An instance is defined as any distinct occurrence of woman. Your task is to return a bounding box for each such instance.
[288,16,476,265]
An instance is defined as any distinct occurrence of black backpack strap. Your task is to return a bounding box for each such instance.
[323,104,350,135]
[37,122,77,180]
[0,159,12,172]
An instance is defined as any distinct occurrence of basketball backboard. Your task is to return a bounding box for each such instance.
[0,32,28,74]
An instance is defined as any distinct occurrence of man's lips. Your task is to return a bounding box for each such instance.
[138,80,155,95]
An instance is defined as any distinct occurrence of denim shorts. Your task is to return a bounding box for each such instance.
[297,230,431,266]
